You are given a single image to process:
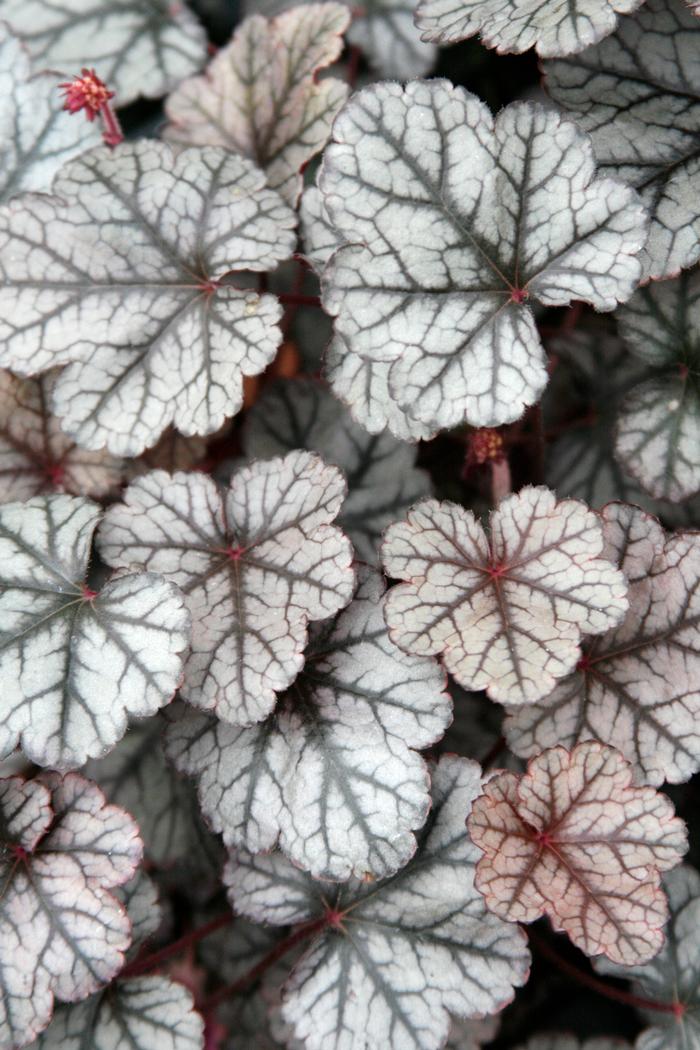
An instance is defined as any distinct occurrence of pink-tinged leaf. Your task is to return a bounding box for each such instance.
[382,487,629,705]
[0,369,122,504]
[0,773,142,1048]
[99,451,355,725]
[164,4,350,206]
[468,741,688,964]
[504,503,700,786]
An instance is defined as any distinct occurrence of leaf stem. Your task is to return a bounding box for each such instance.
[201,917,326,1012]
[528,929,683,1017]
[120,913,233,979]
[277,292,322,308]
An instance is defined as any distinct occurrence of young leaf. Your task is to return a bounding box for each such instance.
[544,0,700,281]
[505,504,700,786]
[0,494,190,769]
[0,142,296,456]
[29,870,205,1050]
[1,0,208,107]
[99,452,355,725]
[0,369,122,503]
[0,773,142,1048]
[414,0,643,55]
[381,487,629,705]
[614,269,700,503]
[244,0,438,78]
[225,756,530,1050]
[468,740,688,964]
[165,569,451,880]
[243,378,431,563]
[318,81,647,438]
[0,26,101,203]
[164,4,350,206]
[596,865,700,1050]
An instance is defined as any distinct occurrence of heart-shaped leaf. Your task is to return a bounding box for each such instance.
[99,451,355,725]
[1,0,208,107]
[382,487,629,705]
[244,0,437,77]
[414,0,644,55]
[0,773,142,1048]
[225,755,530,1050]
[318,81,647,438]
[504,503,700,786]
[544,0,700,281]
[468,740,688,964]
[165,569,450,880]
[0,26,101,204]
[243,378,431,563]
[0,142,296,456]
[0,369,123,503]
[614,269,700,503]
[29,870,205,1050]
[164,4,350,206]
[0,494,191,769]
[595,865,700,1050]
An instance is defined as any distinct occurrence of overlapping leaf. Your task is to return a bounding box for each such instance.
[505,503,700,786]
[99,451,355,725]
[0,26,101,204]
[164,5,350,206]
[0,370,122,503]
[545,0,700,280]
[614,269,700,503]
[30,870,205,1050]
[596,865,700,1050]
[415,0,644,55]
[0,142,296,456]
[166,569,450,880]
[0,773,142,1048]
[468,741,688,964]
[0,494,190,769]
[225,756,530,1050]
[382,487,628,705]
[318,81,647,438]
[1,0,208,107]
[244,379,431,562]
[86,715,223,874]
[245,0,437,78]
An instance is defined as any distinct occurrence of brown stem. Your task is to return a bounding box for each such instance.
[478,734,506,771]
[346,44,362,88]
[201,918,325,1012]
[120,913,233,980]
[528,929,684,1018]
[277,291,322,308]
[530,404,546,484]
[100,100,124,147]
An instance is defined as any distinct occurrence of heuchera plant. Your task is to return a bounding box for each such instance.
[0,1,698,1048]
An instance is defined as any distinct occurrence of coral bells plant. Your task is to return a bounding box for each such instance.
[0,1,699,1049]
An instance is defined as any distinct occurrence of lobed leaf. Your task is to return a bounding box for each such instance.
[596,865,700,1050]
[468,740,688,964]
[381,487,629,705]
[225,755,530,1050]
[165,569,451,880]
[164,4,350,206]
[0,369,122,504]
[0,26,101,204]
[545,0,700,280]
[99,451,355,726]
[0,142,296,456]
[243,378,431,563]
[505,504,700,786]
[0,0,208,107]
[415,0,644,55]
[0,494,190,769]
[614,269,700,503]
[318,81,647,438]
[0,773,142,1048]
